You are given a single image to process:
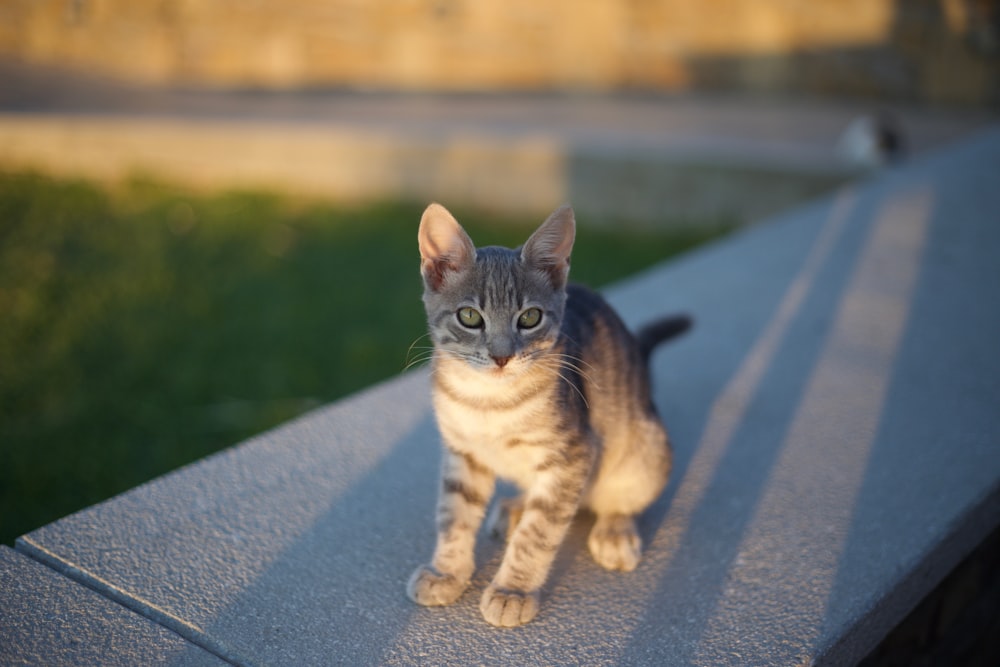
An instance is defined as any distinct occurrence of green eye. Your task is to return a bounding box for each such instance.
[457,307,483,328]
[518,307,542,329]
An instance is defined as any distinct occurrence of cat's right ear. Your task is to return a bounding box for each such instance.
[418,203,476,292]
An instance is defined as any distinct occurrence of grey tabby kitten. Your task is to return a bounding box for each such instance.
[407,202,690,627]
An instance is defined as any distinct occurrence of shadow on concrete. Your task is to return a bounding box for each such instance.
[819,143,1000,663]
[604,175,966,663]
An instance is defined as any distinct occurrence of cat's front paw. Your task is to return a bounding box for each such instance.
[479,584,539,627]
[406,565,469,606]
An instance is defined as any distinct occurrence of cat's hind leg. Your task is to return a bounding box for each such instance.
[584,417,671,572]
[487,495,524,542]
[588,513,642,572]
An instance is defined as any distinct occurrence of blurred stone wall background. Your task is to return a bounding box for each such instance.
[1,0,997,106]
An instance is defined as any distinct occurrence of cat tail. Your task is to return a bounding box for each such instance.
[636,314,692,364]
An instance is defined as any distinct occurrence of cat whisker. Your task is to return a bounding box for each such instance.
[552,354,598,378]
[547,365,598,398]
[555,369,591,410]
[435,349,483,368]
[550,364,601,396]
[404,332,432,359]
[403,334,436,371]
[549,339,597,368]
[404,340,485,374]
[402,354,436,373]
[404,348,474,374]
[559,352,599,375]
[537,354,602,392]
[532,359,591,409]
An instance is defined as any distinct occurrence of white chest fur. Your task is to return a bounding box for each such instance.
[432,358,559,489]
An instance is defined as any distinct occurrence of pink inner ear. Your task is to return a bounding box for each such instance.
[422,257,456,292]
[418,203,475,292]
[521,205,575,287]
[537,260,570,289]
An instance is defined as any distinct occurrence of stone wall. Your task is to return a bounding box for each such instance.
[0,0,997,105]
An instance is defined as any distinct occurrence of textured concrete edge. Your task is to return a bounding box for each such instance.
[816,479,1000,665]
[7,369,431,667]
[14,535,246,667]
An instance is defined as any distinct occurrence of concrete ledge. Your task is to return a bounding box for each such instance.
[0,545,227,666]
[6,127,1000,665]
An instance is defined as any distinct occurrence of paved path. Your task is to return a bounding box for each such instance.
[0,59,989,163]
[2,59,994,224]
[3,123,998,665]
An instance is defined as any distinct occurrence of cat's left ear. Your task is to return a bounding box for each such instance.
[522,204,575,289]
[419,203,476,292]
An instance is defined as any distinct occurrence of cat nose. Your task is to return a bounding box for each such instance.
[491,355,513,368]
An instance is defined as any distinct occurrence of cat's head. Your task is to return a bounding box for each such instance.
[418,203,575,375]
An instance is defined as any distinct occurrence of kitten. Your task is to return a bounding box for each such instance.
[407,203,690,627]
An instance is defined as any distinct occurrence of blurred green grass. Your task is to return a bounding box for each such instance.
[0,170,730,546]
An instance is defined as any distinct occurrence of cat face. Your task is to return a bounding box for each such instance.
[418,204,575,375]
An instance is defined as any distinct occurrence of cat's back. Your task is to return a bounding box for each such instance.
[561,283,655,423]
[562,283,642,364]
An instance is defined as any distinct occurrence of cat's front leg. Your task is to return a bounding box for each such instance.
[408,450,495,607]
[480,444,593,627]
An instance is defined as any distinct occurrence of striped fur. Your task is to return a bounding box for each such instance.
[407,203,688,627]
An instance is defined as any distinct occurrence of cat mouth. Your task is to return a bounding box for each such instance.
[484,362,509,375]
[482,358,520,377]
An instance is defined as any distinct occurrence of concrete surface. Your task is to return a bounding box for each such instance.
[1,59,994,225]
[0,545,227,666]
[8,126,1000,665]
